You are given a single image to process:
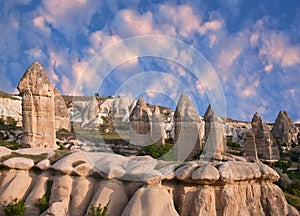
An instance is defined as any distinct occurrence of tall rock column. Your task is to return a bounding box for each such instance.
[151,106,165,145]
[251,112,279,161]
[174,93,202,161]
[17,62,57,148]
[201,111,226,160]
[129,98,151,146]
[271,110,298,147]
[244,131,259,162]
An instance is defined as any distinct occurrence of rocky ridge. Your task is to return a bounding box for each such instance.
[0,147,298,216]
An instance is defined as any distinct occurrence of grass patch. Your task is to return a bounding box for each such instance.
[35,180,53,214]
[285,192,300,212]
[4,198,26,216]
[0,140,19,150]
[137,143,174,159]
[48,150,72,165]
[0,152,48,164]
[87,201,110,216]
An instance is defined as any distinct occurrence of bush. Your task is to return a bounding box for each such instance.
[0,140,19,150]
[5,117,17,128]
[272,160,292,173]
[4,198,26,216]
[137,143,173,159]
[227,140,241,149]
[87,201,109,216]
[34,180,53,214]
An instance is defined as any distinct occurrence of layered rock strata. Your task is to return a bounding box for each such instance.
[244,131,259,162]
[174,93,202,161]
[17,62,56,148]
[0,148,298,216]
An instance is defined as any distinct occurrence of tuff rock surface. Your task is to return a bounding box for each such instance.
[271,110,298,147]
[174,93,202,161]
[129,98,151,146]
[17,62,56,148]
[151,106,165,145]
[251,112,279,161]
[0,148,298,216]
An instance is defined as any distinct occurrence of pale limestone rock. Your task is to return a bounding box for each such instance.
[175,162,198,180]
[121,186,179,216]
[42,175,72,216]
[54,88,70,131]
[151,106,165,145]
[203,104,214,142]
[129,98,151,146]
[174,93,202,161]
[259,163,280,182]
[272,110,298,147]
[90,181,128,216]
[191,163,220,184]
[244,131,259,162]
[2,157,34,170]
[191,188,217,216]
[24,174,49,216]
[17,62,56,148]
[177,186,199,216]
[251,112,279,160]
[69,177,95,216]
[15,147,54,155]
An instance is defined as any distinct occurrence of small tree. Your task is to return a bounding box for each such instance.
[4,198,26,216]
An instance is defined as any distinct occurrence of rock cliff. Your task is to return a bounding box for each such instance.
[0,147,298,216]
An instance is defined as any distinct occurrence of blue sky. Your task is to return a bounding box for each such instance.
[1,0,300,123]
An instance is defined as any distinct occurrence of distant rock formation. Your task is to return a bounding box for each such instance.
[81,96,100,127]
[244,131,259,162]
[271,110,298,147]
[174,93,202,161]
[251,112,279,161]
[203,104,214,143]
[129,98,151,146]
[0,148,298,216]
[151,106,165,145]
[54,88,70,131]
[201,111,226,160]
[17,62,56,148]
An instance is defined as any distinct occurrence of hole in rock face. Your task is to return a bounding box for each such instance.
[72,160,86,168]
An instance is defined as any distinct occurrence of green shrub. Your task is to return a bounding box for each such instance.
[87,201,110,216]
[227,140,241,149]
[5,117,17,129]
[34,180,53,214]
[4,198,26,216]
[0,140,19,150]
[137,143,173,159]
[272,160,292,173]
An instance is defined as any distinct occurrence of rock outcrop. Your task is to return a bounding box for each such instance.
[272,110,298,147]
[201,111,226,160]
[54,88,70,131]
[244,131,259,162]
[17,62,56,148]
[174,93,202,161]
[151,106,165,145]
[129,98,151,146]
[251,112,279,161]
[0,148,298,216]
[203,104,214,143]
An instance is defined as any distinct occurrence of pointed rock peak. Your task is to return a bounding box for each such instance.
[18,62,54,97]
[174,92,199,121]
[136,97,147,107]
[277,110,294,124]
[252,112,261,122]
[153,106,160,114]
[204,104,215,120]
[130,97,150,120]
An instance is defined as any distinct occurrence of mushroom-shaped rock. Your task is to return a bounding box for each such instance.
[2,157,34,170]
[175,162,198,180]
[191,163,220,184]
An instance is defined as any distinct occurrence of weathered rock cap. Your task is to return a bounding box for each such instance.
[17,62,54,97]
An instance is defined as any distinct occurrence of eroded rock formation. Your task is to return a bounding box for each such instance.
[151,106,165,145]
[272,110,298,147]
[129,98,151,146]
[0,148,298,216]
[244,131,259,162]
[54,88,70,131]
[251,112,279,161]
[174,93,202,161]
[17,62,56,148]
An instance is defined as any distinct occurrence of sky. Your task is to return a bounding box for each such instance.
[1,0,300,123]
